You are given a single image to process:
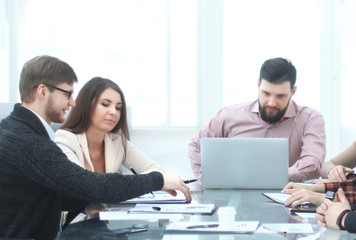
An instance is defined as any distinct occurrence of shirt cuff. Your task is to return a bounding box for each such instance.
[149,171,165,191]
[344,210,356,233]
[288,167,302,182]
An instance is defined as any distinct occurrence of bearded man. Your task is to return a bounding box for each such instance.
[188,57,326,188]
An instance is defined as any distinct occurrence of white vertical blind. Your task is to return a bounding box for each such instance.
[320,0,342,160]
[340,0,356,151]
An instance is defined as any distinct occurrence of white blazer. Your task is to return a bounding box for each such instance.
[54,129,165,174]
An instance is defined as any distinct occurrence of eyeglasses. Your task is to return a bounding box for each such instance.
[46,84,73,100]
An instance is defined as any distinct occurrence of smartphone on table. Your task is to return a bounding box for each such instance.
[291,203,318,213]
[101,226,147,238]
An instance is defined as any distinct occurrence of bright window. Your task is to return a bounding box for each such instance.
[1,0,197,127]
[340,0,356,148]
[223,0,321,110]
[1,0,355,159]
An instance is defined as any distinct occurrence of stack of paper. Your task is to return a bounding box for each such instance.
[262,192,290,204]
[99,211,183,221]
[257,223,313,234]
[129,203,216,214]
[100,192,216,221]
[165,221,259,233]
[121,191,188,204]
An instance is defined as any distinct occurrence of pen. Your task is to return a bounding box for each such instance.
[130,167,155,197]
[183,179,198,184]
[186,224,219,229]
[262,226,287,235]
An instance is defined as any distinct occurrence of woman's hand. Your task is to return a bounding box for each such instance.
[316,188,351,229]
[162,174,192,202]
[328,165,354,182]
[282,182,325,194]
[313,179,335,184]
[285,188,325,207]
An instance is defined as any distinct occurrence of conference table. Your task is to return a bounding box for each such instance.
[59,189,356,239]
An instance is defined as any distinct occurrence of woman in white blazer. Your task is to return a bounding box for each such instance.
[55,77,166,223]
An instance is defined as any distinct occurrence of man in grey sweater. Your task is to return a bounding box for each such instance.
[0,55,191,239]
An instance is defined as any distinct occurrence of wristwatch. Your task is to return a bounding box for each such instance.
[325,191,335,200]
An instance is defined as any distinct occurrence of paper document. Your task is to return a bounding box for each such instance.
[262,192,312,206]
[165,221,259,233]
[99,211,183,221]
[121,191,188,204]
[129,203,216,214]
[295,212,317,219]
[262,192,290,204]
[257,223,313,234]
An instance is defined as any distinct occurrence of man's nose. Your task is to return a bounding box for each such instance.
[267,96,277,107]
[69,96,76,107]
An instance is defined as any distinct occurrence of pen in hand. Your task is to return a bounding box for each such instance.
[130,167,155,197]
[183,179,198,184]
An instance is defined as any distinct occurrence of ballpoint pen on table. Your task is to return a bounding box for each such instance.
[262,226,287,235]
[183,179,198,184]
[130,167,155,197]
[186,224,219,229]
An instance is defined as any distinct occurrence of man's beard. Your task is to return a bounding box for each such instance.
[258,99,290,124]
[45,96,65,123]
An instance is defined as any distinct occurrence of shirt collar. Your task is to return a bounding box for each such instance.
[23,107,55,141]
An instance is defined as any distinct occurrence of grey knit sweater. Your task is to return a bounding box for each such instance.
[0,103,163,239]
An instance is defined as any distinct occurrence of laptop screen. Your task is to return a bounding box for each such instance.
[201,138,289,189]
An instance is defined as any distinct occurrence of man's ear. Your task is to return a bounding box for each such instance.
[37,84,47,100]
[291,86,297,96]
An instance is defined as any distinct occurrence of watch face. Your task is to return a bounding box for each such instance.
[326,191,335,200]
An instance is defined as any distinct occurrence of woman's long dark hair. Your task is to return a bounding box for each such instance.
[60,76,130,146]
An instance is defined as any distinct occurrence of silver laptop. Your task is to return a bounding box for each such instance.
[201,138,289,189]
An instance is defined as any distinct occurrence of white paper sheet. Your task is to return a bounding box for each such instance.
[257,223,313,234]
[99,211,183,221]
[262,192,290,204]
[165,221,260,233]
[129,203,215,214]
[295,212,317,219]
[121,191,188,204]
[263,192,311,206]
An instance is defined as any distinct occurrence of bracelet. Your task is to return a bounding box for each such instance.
[336,209,351,230]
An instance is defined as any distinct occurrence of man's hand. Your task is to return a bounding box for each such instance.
[162,174,192,202]
[316,188,351,229]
